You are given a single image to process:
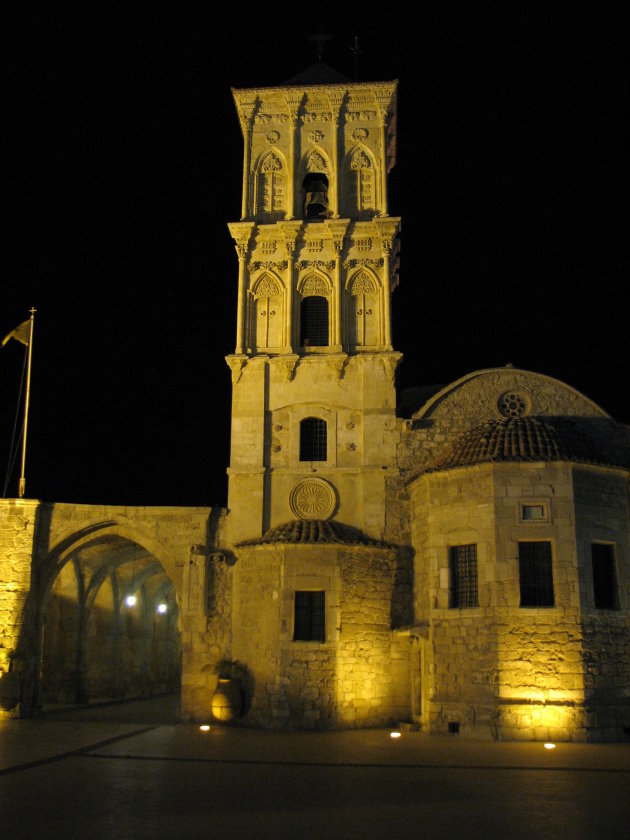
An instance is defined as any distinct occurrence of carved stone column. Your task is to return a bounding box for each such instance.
[239,103,256,219]
[373,218,400,351]
[279,222,302,352]
[325,219,349,351]
[228,222,255,354]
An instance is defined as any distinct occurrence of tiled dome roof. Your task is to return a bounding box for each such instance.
[422,417,615,474]
[237,519,391,547]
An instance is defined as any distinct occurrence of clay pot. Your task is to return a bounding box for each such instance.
[211,678,242,721]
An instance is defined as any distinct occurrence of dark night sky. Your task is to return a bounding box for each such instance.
[2,4,627,507]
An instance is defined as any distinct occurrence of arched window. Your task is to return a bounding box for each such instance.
[303,172,329,218]
[300,417,327,461]
[349,270,378,347]
[300,296,329,347]
[346,148,376,216]
[257,152,285,217]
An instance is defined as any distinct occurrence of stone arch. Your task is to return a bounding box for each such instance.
[34,518,183,710]
[298,271,332,348]
[300,147,332,218]
[343,144,378,217]
[250,271,285,351]
[345,267,381,348]
[411,367,611,425]
[254,149,287,220]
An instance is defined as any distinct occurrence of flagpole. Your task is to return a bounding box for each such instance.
[18,308,36,499]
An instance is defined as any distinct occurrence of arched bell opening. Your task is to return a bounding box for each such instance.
[39,535,181,710]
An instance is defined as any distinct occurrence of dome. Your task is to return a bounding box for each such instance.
[422,416,622,474]
[237,519,391,547]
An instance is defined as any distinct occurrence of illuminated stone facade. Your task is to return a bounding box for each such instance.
[1,71,629,740]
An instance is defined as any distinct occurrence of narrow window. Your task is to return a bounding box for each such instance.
[592,543,618,609]
[303,173,329,218]
[300,417,327,461]
[519,541,554,606]
[294,591,325,642]
[521,503,547,522]
[449,545,478,608]
[300,296,329,346]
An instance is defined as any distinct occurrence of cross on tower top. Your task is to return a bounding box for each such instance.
[307,28,334,63]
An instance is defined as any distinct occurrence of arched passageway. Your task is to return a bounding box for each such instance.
[39,535,181,709]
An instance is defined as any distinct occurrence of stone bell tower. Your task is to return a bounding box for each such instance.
[226,72,401,546]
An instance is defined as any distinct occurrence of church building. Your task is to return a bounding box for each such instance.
[1,68,629,741]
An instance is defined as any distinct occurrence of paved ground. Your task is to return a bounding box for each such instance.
[1,697,630,839]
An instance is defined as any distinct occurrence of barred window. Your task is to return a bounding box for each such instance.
[519,541,554,606]
[300,417,327,461]
[449,544,479,608]
[592,543,618,609]
[294,591,325,642]
[300,296,329,347]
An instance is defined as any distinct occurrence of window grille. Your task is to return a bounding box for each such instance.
[294,591,325,642]
[518,541,554,606]
[300,296,329,346]
[300,417,327,461]
[449,544,479,608]
[592,543,618,609]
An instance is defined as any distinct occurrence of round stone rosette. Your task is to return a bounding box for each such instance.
[497,389,531,418]
[289,478,336,521]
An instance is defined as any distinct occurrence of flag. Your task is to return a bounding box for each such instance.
[2,319,31,347]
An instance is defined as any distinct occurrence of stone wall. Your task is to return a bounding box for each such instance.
[410,461,630,741]
[231,542,409,728]
[0,499,39,715]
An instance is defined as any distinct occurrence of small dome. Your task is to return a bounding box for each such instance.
[423,417,618,474]
[237,519,391,547]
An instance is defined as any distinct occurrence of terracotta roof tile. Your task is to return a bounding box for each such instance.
[423,417,623,474]
[237,519,391,547]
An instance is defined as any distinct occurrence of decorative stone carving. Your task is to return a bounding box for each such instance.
[355,238,372,252]
[261,241,277,255]
[301,275,329,296]
[305,150,327,172]
[250,260,288,272]
[270,355,299,382]
[289,478,336,521]
[497,390,532,418]
[381,354,402,380]
[352,128,368,141]
[309,130,325,143]
[342,258,384,270]
[226,356,248,384]
[350,270,377,295]
[346,111,377,121]
[351,149,371,170]
[265,131,280,144]
[254,274,281,298]
[260,151,282,172]
[297,260,335,271]
[327,355,348,380]
[302,113,333,122]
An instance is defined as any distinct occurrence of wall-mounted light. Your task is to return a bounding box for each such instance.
[125,595,137,607]
[390,731,401,739]
[157,603,167,614]
[544,742,556,750]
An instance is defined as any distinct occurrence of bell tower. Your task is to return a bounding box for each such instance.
[226,73,401,545]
